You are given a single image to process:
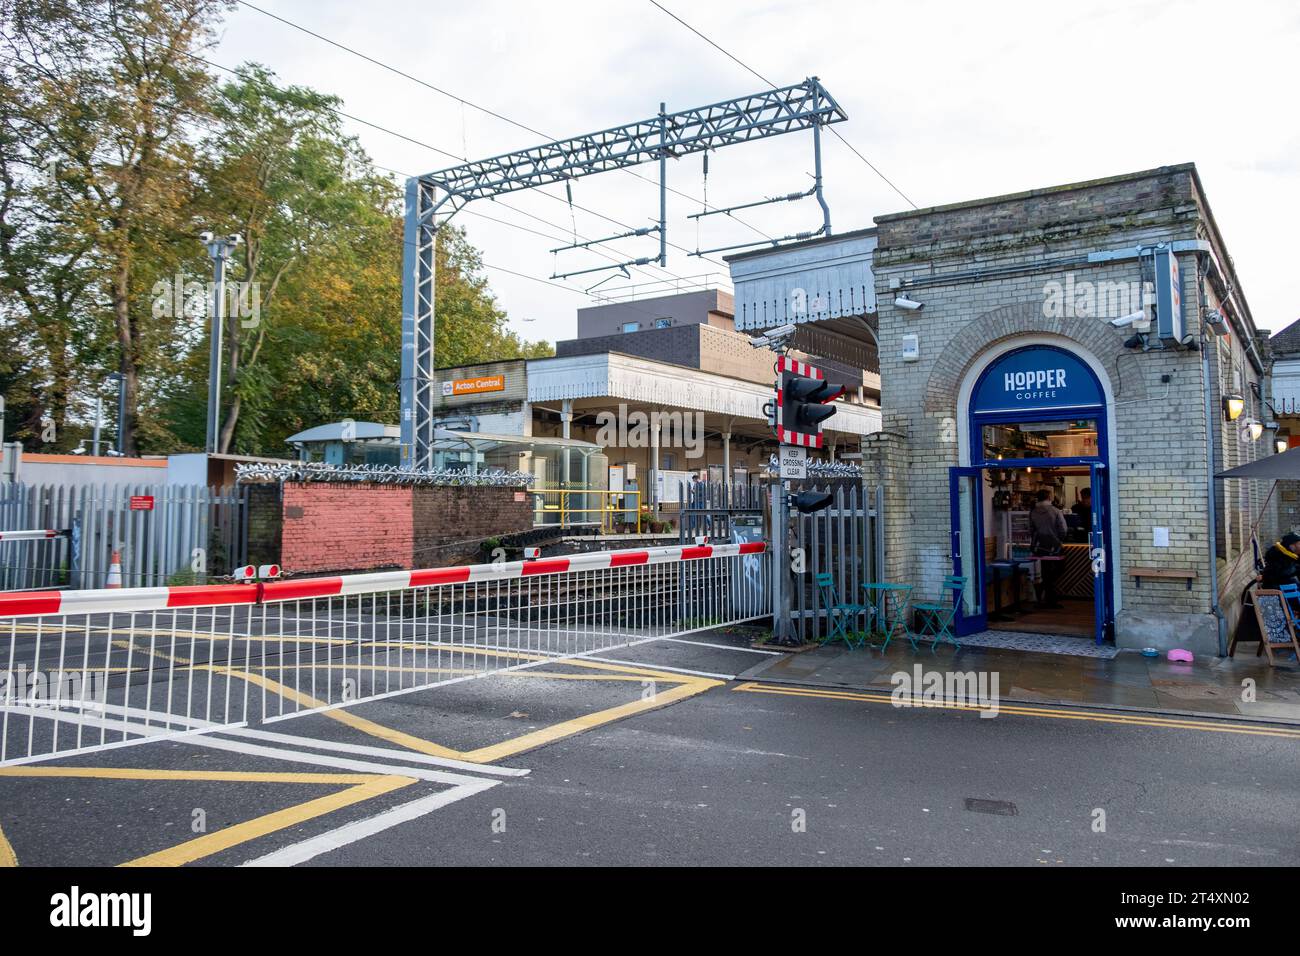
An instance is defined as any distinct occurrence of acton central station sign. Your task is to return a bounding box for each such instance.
[441,375,505,397]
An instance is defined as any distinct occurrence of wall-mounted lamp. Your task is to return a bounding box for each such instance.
[1223,394,1245,421]
[1241,418,1264,442]
[1278,439,1289,455]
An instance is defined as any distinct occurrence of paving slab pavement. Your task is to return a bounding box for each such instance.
[736,636,1300,724]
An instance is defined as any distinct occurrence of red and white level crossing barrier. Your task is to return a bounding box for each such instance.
[0,540,771,766]
[0,529,64,541]
[0,541,765,618]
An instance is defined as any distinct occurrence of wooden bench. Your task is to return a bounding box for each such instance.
[1130,567,1196,590]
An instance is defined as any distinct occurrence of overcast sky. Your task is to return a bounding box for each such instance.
[213,0,1300,346]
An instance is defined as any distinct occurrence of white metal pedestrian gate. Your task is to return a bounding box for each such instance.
[0,541,769,766]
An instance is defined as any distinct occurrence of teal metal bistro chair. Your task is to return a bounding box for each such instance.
[814,573,873,649]
[913,576,966,652]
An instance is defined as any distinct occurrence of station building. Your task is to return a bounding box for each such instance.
[731,164,1277,654]
[427,287,881,511]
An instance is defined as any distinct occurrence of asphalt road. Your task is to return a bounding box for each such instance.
[1,634,1296,867]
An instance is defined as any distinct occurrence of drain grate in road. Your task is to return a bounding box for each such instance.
[964,798,1018,816]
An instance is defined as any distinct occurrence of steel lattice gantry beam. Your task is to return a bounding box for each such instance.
[401,78,848,469]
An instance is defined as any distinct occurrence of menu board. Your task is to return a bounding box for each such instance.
[1254,591,1293,645]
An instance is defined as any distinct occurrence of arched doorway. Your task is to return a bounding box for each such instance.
[949,344,1113,644]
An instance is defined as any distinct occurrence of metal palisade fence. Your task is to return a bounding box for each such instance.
[679,478,884,644]
[788,482,883,643]
[0,483,250,590]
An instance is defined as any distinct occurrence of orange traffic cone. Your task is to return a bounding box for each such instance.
[106,549,123,589]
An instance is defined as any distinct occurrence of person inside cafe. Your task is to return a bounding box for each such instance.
[1261,532,1300,590]
[1030,488,1067,609]
[1071,487,1092,523]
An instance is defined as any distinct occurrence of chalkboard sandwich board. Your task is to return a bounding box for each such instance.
[1250,589,1300,666]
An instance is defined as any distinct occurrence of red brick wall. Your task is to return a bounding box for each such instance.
[278,483,534,574]
[412,485,534,567]
[280,483,414,574]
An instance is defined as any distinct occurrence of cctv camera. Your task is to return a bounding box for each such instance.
[751,323,799,350]
[893,295,923,311]
[199,231,214,243]
[1109,310,1149,329]
[227,234,242,245]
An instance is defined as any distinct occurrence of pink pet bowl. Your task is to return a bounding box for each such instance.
[1166,648,1194,663]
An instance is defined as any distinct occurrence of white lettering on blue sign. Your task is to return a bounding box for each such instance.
[1004,369,1067,392]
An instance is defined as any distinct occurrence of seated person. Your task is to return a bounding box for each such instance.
[1261,533,1300,590]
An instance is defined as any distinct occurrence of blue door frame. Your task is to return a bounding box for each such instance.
[954,345,1115,644]
[948,460,1114,644]
[1088,462,1112,645]
[949,467,987,635]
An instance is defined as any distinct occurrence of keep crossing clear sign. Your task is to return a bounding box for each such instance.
[779,446,807,479]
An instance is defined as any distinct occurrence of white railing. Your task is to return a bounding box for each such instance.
[0,542,769,766]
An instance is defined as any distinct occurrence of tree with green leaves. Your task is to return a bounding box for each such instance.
[2,2,550,462]
[0,0,229,455]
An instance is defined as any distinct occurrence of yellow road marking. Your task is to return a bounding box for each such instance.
[733,682,1300,739]
[21,625,724,764]
[0,821,15,867]
[560,656,704,682]
[0,765,421,868]
[1,650,727,864]
[252,664,477,676]
[503,671,658,682]
[0,766,386,784]
[462,677,721,763]
[109,637,699,760]
[219,668,465,759]
[120,774,417,867]
[114,638,191,665]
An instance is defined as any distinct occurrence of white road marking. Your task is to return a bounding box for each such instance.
[574,654,735,680]
[653,636,782,655]
[241,778,500,867]
[181,732,489,786]
[223,727,529,777]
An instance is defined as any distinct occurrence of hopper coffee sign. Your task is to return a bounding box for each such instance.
[971,346,1103,414]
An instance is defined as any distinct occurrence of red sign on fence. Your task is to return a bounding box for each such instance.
[129,495,155,511]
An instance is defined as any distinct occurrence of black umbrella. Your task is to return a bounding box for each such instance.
[1215,446,1300,479]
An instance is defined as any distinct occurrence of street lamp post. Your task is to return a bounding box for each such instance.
[106,372,126,455]
[200,232,242,455]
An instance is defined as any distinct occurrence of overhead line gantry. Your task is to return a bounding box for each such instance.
[401,77,847,468]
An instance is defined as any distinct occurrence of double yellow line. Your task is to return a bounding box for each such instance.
[733,682,1300,739]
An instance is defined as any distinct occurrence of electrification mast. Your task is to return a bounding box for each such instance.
[400,77,847,468]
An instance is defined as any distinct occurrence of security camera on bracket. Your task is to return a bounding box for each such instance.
[1110,309,1156,350]
[748,323,799,351]
[1109,310,1150,330]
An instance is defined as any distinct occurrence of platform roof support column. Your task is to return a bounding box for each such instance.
[561,399,573,487]
[650,417,661,514]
